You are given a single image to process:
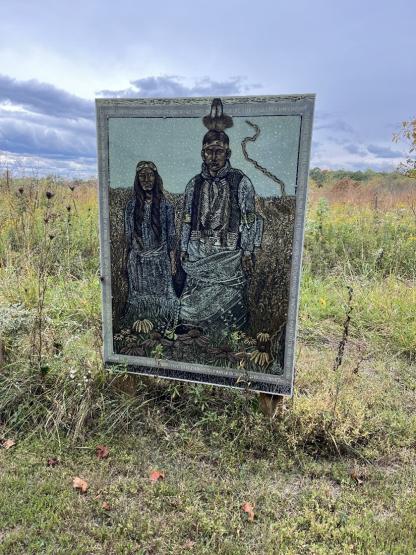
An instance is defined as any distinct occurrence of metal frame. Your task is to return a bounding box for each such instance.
[96,94,315,396]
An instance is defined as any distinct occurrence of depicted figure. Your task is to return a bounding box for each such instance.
[179,99,263,332]
[123,161,178,328]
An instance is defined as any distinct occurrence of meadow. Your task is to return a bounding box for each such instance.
[0,170,415,554]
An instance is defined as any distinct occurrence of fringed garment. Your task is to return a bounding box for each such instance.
[123,198,179,328]
[180,162,263,332]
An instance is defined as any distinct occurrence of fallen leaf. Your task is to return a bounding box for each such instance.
[47,457,59,467]
[241,501,255,521]
[73,477,88,493]
[351,475,363,485]
[2,439,16,449]
[350,466,365,485]
[96,445,109,460]
[102,501,111,511]
[183,540,196,550]
[150,470,165,483]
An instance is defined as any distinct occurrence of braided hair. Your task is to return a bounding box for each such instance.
[133,161,164,243]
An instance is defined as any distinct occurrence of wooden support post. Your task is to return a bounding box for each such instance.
[259,393,284,418]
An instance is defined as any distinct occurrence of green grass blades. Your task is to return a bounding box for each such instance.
[0,173,415,553]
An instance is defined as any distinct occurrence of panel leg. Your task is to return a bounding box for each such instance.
[259,393,284,417]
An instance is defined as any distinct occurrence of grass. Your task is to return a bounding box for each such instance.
[1,425,415,554]
[0,172,415,553]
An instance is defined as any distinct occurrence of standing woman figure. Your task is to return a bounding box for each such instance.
[123,161,178,328]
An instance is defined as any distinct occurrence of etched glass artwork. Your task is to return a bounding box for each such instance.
[97,95,315,395]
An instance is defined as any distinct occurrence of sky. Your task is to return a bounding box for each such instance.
[0,0,415,178]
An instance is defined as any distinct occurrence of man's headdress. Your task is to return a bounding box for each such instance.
[203,98,233,131]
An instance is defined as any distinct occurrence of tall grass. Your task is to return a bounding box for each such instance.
[0,172,415,457]
[305,181,416,279]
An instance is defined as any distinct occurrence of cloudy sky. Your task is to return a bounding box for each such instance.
[0,0,414,177]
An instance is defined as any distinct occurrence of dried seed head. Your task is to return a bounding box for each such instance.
[18,187,24,194]
[66,205,71,212]
[132,319,154,333]
[249,350,271,367]
[48,234,55,240]
[46,191,54,199]
[256,332,271,343]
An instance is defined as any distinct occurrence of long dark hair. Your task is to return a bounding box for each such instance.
[133,161,164,243]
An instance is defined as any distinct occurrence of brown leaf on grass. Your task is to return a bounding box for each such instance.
[102,501,111,511]
[241,501,255,521]
[350,465,366,485]
[2,439,16,449]
[183,539,196,550]
[73,477,88,493]
[96,445,109,460]
[150,470,165,483]
[47,457,59,467]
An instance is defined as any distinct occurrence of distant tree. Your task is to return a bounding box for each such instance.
[331,170,373,182]
[393,119,416,178]
[309,167,327,187]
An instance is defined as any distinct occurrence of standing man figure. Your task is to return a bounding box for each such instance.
[179,99,263,332]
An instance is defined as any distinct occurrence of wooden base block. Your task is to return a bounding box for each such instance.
[259,393,284,417]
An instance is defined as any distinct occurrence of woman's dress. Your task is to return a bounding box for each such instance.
[123,198,179,328]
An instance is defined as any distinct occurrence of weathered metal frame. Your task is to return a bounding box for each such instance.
[96,94,315,396]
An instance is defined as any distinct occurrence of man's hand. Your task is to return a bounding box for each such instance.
[242,254,254,275]
[132,231,142,249]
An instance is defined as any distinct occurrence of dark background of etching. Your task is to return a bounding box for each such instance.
[109,187,296,338]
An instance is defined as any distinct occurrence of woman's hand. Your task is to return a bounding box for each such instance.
[170,251,177,275]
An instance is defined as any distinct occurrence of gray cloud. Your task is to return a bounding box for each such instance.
[343,143,368,157]
[0,106,96,134]
[0,75,95,173]
[0,74,255,175]
[97,76,253,98]
[0,74,94,119]
[367,144,404,159]
[0,117,96,159]
[0,149,97,177]
[0,72,406,176]
[314,118,355,134]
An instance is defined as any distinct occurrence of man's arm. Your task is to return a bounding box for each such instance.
[180,178,195,259]
[238,175,257,256]
[165,203,177,274]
